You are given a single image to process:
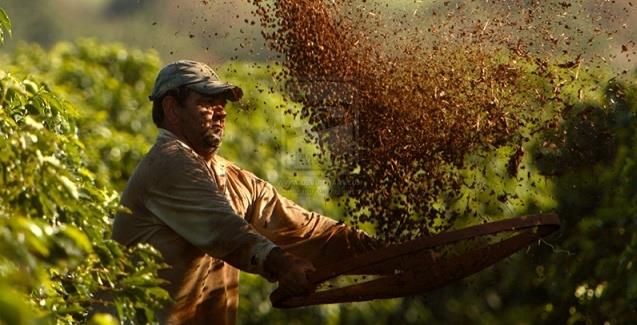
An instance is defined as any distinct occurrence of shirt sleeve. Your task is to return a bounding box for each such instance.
[243,172,380,268]
[144,144,277,275]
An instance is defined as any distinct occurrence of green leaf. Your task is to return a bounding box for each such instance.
[14,217,50,257]
[58,225,92,253]
[58,175,79,200]
[0,8,11,45]
[87,313,119,325]
[0,285,32,325]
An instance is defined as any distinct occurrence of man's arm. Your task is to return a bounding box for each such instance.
[145,143,314,289]
[244,174,381,269]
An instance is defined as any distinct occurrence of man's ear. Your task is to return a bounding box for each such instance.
[162,96,180,126]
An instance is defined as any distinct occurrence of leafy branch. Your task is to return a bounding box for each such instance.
[0,8,11,45]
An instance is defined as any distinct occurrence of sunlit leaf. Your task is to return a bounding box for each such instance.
[87,313,119,325]
[58,225,92,253]
[58,175,79,200]
[0,285,31,325]
[0,9,11,40]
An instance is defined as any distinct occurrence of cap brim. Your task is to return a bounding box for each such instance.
[191,82,243,102]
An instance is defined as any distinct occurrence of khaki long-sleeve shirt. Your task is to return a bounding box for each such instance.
[112,129,376,324]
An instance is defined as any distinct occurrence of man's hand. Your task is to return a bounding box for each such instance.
[264,247,316,296]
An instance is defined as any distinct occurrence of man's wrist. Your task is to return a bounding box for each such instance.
[263,247,287,281]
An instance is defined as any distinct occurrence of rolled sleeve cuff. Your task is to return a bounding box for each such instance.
[251,241,279,277]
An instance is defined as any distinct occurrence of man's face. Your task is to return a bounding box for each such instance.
[176,90,227,158]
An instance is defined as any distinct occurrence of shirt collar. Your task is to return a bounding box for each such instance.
[157,128,193,152]
[157,128,227,175]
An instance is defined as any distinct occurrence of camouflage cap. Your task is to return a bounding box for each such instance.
[148,60,243,102]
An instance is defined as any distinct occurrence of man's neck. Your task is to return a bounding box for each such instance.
[159,126,214,161]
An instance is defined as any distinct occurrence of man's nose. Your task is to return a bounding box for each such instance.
[212,108,227,121]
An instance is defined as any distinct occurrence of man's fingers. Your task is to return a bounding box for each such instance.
[278,268,314,297]
[269,251,317,297]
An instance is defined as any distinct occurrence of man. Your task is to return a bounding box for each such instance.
[112,60,377,324]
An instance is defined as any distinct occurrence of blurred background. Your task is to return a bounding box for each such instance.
[2,0,278,63]
[3,0,636,68]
